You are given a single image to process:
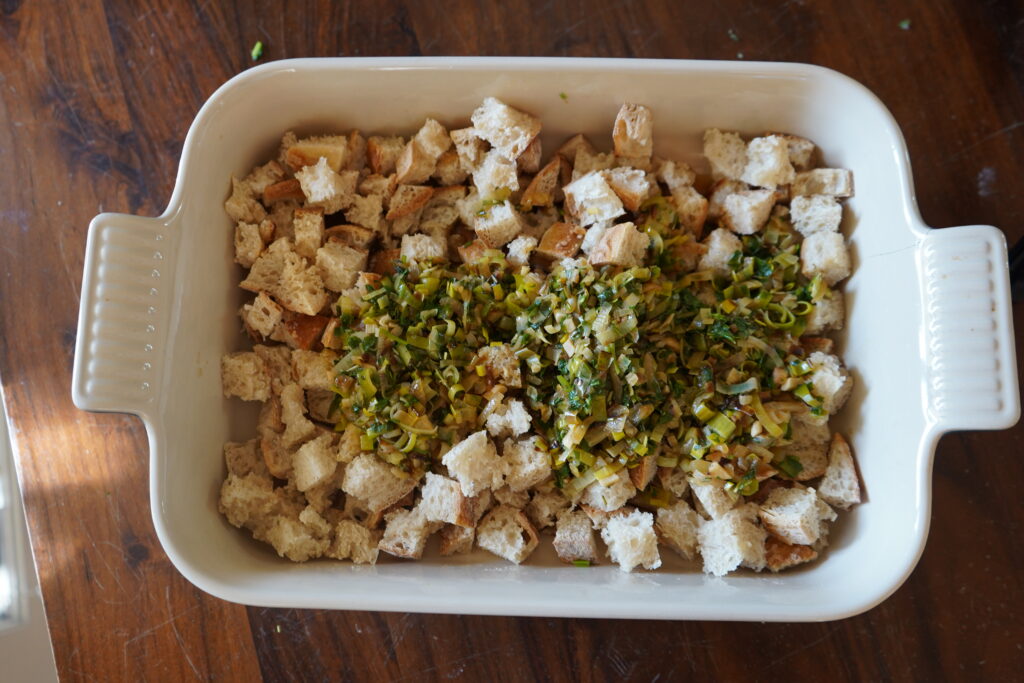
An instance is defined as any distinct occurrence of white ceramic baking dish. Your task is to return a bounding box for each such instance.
[71,57,1019,621]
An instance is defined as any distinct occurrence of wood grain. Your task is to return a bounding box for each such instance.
[0,0,1022,681]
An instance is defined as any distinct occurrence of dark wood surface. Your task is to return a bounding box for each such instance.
[1,0,1023,680]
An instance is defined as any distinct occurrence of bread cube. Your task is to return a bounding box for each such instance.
[418,472,486,528]
[805,293,845,334]
[765,535,818,572]
[279,382,316,449]
[253,344,293,393]
[807,351,853,414]
[438,524,476,556]
[433,150,469,185]
[741,135,796,189]
[221,352,270,401]
[697,228,740,274]
[476,504,539,564]
[775,413,831,480]
[284,135,349,172]
[400,233,447,263]
[234,220,267,268]
[395,139,435,185]
[557,133,596,163]
[292,432,337,492]
[386,184,434,221]
[366,136,405,175]
[656,159,697,191]
[517,136,542,173]
[531,221,582,264]
[604,167,654,212]
[225,177,267,224]
[290,349,337,391]
[696,504,767,576]
[502,438,549,492]
[224,439,266,478]
[324,224,376,250]
[758,487,836,545]
[704,128,748,180]
[520,156,564,209]
[553,509,600,564]
[655,500,701,560]
[721,189,774,235]
[441,430,503,496]
[344,194,385,233]
[506,235,537,266]
[778,134,816,170]
[689,478,736,520]
[792,168,854,197]
[450,127,488,172]
[470,97,541,160]
[218,473,278,529]
[580,474,635,512]
[484,398,532,438]
[588,222,650,268]
[472,149,520,199]
[316,241,368,293]
[612,103,654,157]
[671,185,710,235]
[800,231,851,286]
[818,434,862,509]
[525,489,570,530]
[341,453,417,512]
[601,508,661,572]
[326,520,380,564]
[295,159,358,214]
[292,207,325,259]
[379,507,439,560]
[474,200,523,248]
[259,514,329,562]
[791,195,842,236]
[571,148,616,181]
[474,343,522,387]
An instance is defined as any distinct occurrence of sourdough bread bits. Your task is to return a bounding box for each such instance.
[219,98,862,574]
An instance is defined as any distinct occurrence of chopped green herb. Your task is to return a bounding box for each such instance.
[572,559,591,567]
[727,28,739,41]
[898,19,911,30]
[251,41,264,61]
[559,92,569,102]
[777,455,804,479]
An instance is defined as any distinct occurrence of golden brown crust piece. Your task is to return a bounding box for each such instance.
[368,248,401,275]
[628,454,659,491]
[765,536,818,572]
[535,222,585,263]
[263,179,306,204]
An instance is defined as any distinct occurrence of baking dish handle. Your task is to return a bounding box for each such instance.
[72,212,175,419]
[920,225,1020,432]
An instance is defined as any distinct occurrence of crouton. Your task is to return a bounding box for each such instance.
[263,178,306,204]
[612,103,654,157]
[316,241,368,293]
[273,311,330,350]
[344,194,385,233]
[791,195,842,236]
[656,159,697,191]
[571,148,616,181]
[241,291,284,340]
[379,507,439,560]
[475,200,523,248]
[658,467,689,498]
[395,138,435,185]
[221,352,270,401]
[655,500,700,560]
[367,136,405,175]
[601,508,661,572]
[579,222,610,256]
[777,134,816,171]
[557,133,595,162]
[476,504,539,564]
[240,239,328,316]
[628,454,658,491]
[234,220,266,268]
[324,224,376,250]
[604,167,654,212]
[502,438,550,492]
[290,349,337,391]
[792,168,854,197]
[553,509,600,564]
[721,189,775,235]
[564,171,625,227]
[225,177,267,224]
[292,432,338,492]
[419,205,461,238]
[442,431,503,496]
[800,231,851,286]
[219,473,278,529]
[520,156,564,209]
[305,388,338,423]
[506,235,537,266]
[689,478,736,520]
[473,150,520,199]
[775,413,831,480]
[400,233,447,263]
[284,135,349,172]
[535,222,586,264]
[414,118,453,160]
[704,129,748,180]
[438,524,476,556]
[470,97,542,160]
[224,439,267,478]
[521,205,560,240]
[450,127,488,172]
[517,135,542,173]
[484,398,532,438]
[805,293,845,334]
[341,453,417,512]
[493,485,530,509]
[818,434,861,509]
[269,200,299,240]
[672,185,710,236]
[807,351,853,414]
[292,207,325,259]
[279,382,317,449]
[580,474,636,512]
[433,150,468,185]
[698,228,741,275]
[588,221,650,268]
[474,343,522,388]
[525,489,570,530]
[696,504,767,576]
[741,135,796,189]
[253,344,293,393]
[758,486,836,545]
[418,472,486,528]
[707,179,747,220]
[765,536,818,572]
[387,185,434,220]
[368,248,400,275]
[327,520,380,564]
[243,160,287,195]
[295,159,358,214]
[258,512,330,562]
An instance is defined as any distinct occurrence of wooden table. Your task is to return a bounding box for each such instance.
[2,0,1022,680]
